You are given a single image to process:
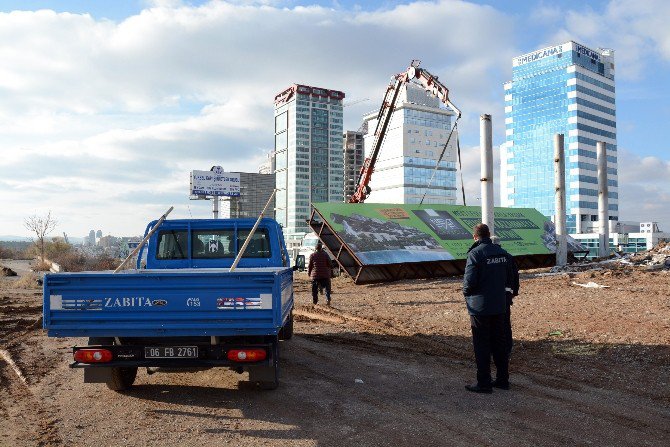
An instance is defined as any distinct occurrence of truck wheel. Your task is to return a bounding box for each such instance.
[250,340,279,390]
[88,337,114,345]
[278,310,294,341]
[87,338,137,391]
[106,367,138,391]
[258,360,279,390]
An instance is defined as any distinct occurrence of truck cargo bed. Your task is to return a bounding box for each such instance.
[43,268,294,338]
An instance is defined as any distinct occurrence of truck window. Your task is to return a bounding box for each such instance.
[238,229,271,258]
[156,230,188,260]
[192,230,235,258]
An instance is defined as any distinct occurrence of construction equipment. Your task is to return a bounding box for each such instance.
[349,60,461,204]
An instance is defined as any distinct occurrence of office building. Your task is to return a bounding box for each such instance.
[274,84,345,240]
[361,83,458,204]
[221,172,275,219]
[343,130,364,201]
[258,151,275,175]
[501,41,618,234]
[572,222,669,258]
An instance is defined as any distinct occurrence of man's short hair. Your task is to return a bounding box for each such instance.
[473,223,491,239]
[316,241,323,249]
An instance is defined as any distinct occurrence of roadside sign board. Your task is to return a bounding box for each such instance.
[190,170,240,197]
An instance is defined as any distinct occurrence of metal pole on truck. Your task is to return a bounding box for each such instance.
[113,206,174,273]
[597,141,610,257]
[554,134,567,266]
[229,189,277,272]
[480,114,494,235]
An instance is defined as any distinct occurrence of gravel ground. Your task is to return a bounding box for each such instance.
[0,264,668,446]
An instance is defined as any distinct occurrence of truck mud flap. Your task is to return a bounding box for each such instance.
[246,339,279,389]
[84,367,113,383]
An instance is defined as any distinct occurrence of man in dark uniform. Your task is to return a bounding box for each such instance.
[463,223,517,393]
[492,236,520,360]
[504,252,520,360]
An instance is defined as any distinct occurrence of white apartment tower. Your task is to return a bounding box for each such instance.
[362,83,458,204]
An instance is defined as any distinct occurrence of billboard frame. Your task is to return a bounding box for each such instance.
[308,206,557,285]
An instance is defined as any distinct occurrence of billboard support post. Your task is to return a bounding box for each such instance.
[480,114,494,235]
[597,142,609,258]
[554,134,567,266]
[212,196,219,219]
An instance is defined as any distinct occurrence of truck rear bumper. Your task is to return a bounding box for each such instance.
[71,342,274,369]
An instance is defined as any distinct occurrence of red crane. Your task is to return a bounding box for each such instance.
[349,61,461,204]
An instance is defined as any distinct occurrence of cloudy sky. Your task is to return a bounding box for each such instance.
[0,0,668,237]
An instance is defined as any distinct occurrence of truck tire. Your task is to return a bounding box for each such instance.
[87,337,137,391]
[278,310,294,341]
[250,339,279,390]
[88,337,114,345]
[106,367,138,391]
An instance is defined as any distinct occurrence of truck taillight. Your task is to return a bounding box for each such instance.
[227,349,267,362]
[74,349,113,363]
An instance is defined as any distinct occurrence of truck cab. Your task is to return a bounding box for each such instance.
[43,218,295,391]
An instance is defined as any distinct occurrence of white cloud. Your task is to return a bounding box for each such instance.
[617,149,670,229]
[0,0,516,236]
[548,0,670,80]
[0,0,668,237]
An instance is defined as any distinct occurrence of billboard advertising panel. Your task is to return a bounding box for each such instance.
[190,171,241,197]
[312,203,583,265]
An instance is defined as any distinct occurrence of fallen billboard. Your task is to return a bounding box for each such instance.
[308,203,583,284]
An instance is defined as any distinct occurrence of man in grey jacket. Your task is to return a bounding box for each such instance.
[463,223,517,393]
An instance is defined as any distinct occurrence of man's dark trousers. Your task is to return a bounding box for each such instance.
[470,314,509,387]
[504,302,513,359]
[311,278,331,304]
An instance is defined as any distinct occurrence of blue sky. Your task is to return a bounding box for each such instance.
[0,0,668,236]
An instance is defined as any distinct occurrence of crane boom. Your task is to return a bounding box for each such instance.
[349,61,460,204]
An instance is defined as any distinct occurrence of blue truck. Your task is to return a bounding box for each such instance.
[42,218,295,391]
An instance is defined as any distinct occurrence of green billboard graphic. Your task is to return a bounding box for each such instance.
[312,203,582,265]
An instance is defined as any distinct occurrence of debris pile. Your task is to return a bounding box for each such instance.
[627,241,670,269]
[1,265,17,277]
[548,241,670,275]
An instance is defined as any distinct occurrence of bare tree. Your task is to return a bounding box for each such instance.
[24,211,58,263]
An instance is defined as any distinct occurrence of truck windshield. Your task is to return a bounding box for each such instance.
[192,230,235,258]
[156,230,188,259]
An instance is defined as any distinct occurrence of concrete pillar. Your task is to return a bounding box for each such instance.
[480,114,494,235]
[553,134,567,266]
[575,215,582,234]
[597,141,609,257]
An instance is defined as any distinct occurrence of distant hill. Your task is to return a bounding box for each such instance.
[0,240,31,252]
[0,235,87,244]
[0,236,31,242]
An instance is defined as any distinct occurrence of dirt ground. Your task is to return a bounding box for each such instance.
[0,260,668,447]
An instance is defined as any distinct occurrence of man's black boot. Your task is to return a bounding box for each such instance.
[492,379,509,390]
[465,383,493,394]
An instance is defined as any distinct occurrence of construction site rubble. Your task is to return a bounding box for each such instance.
[548,241,670,275]
[571,281,609,288]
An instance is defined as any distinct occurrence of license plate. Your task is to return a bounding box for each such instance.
[144,346,198,359]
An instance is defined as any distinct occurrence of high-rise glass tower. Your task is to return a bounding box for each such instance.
[501,41,618,234]
[362,83,458,204]
[274,84,345,240]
